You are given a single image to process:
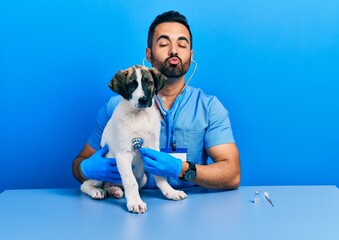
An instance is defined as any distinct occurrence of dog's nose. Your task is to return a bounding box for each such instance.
[138,96,148,106]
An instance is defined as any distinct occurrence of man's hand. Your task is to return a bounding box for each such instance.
[80,145,122,183]
[139,148,182,178]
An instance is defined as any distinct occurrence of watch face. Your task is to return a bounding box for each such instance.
[184,169,196,181]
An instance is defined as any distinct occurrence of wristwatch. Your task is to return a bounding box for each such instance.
[180,161,197,182]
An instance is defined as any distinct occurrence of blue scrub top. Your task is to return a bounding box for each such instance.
[88,86,235,188]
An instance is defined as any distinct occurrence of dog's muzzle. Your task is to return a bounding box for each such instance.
[138,96,152,108]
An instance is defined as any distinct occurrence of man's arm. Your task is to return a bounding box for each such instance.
[72,142,96,183]
[141,143,240,190]
[179,143,240,190]
[72,142,122,184]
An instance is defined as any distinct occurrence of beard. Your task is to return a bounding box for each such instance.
[150,53,191,78]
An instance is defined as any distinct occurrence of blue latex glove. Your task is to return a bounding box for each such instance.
[139,148,182,178]
[80,145,122,183]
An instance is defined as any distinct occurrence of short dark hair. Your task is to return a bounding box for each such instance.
[147,11,193,49]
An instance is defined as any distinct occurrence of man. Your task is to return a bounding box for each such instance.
[72,11,240,190]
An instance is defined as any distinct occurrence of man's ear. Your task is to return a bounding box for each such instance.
[146,48,152,63]
[149,68,167,94]
[108,70,129,99]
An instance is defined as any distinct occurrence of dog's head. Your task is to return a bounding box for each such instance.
[109,65,167,108]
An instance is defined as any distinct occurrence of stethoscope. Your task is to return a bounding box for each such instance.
[142,57,198,151]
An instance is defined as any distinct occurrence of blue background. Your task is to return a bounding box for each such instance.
[1,0,338,192]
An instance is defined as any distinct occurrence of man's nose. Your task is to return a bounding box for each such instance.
[169,44,178,56]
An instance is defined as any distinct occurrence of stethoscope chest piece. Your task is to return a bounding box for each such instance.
[132,138,144,150]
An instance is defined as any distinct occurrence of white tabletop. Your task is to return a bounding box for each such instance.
[0,185,338,240]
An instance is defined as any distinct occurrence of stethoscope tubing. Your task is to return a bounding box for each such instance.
[143,57,198,150]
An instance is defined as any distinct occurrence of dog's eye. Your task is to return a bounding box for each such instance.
[143,77,152,86]
[128,80,138,88]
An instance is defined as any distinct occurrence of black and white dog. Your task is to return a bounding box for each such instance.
[81,65,187,213]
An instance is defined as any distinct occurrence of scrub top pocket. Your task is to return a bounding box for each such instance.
[182,130,205,164]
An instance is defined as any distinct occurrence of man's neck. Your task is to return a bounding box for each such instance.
[158,76,185,109]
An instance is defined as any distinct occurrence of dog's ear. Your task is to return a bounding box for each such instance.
[149,68,167,94]
[108,70,129,99]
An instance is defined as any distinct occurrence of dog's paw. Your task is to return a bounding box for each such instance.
[164,189,188,201]
[90,188,106,200]
[105,185,124,199]
[127,200,147,214]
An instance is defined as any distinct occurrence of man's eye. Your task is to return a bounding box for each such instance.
[178,42,188,48]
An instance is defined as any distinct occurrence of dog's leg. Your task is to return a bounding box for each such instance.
[147,136,186,200]
[80,180,106,199]
[117,152,147,213]
[133,151,148,189]
[154,176,187,200]
[102,182,124,198]
[99,149,124,199]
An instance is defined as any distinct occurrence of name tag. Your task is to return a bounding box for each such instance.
[161,148,188,162]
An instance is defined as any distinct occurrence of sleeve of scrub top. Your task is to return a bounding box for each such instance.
[204,96,235,149]
[87,96,121,150]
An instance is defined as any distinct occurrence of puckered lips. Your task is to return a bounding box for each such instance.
[168,57,180,65]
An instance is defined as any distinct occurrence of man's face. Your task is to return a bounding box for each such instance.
[147,22,193,78]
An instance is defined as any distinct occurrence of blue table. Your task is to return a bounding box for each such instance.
[0,186,338,239]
